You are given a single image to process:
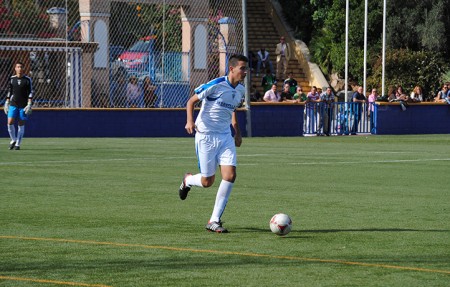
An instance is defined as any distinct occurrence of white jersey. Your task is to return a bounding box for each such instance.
[194,76,245,134]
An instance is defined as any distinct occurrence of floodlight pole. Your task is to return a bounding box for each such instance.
[345,0,349,102]
[363,0,368,95]
[382,0,387,97]
[242,0,252,137]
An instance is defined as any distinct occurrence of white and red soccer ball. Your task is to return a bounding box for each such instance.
[269,213,292,236]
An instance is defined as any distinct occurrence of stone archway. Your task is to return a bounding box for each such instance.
[78,0,210,106]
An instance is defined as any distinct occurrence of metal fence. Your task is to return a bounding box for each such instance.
[304,102,376,136]
[0,0,244,108]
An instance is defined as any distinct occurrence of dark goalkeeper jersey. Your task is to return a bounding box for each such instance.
[7,75,34,108]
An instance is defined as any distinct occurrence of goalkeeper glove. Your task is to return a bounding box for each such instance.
[3,100,9,115]
[24,103,32,115]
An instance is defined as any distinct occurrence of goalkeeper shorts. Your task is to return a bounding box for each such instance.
[8,105,29,121]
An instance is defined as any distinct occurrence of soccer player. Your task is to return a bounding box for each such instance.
[178,54,248,233]
[3,61,33,150]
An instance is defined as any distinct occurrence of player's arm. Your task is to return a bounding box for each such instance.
[23,78,33,115]
[4,79,12,114]
[185,94,199,134]
[231,111,242,147]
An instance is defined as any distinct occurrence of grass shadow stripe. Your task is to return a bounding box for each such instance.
[0,275,111,287]
[2,235,449,276]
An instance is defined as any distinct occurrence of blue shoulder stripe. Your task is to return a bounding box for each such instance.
[194,76,226,94]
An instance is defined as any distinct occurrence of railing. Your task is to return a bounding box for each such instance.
[304,102,376,136]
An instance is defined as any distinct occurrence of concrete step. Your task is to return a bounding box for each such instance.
[246,0,311,91]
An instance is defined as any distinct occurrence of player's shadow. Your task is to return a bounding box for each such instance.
[300,228,450,233]
[236,227,309,238]
[237,227,449,237]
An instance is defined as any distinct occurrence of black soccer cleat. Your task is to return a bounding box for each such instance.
[205,221,228,233]
[9,141,16,150]
[14,146,20,150]
[179,173,192,200]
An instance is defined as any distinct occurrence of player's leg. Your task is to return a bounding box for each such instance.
[15,121,26,150]
[7,106,18,149]
[14,109,29,150]
[206,135,236,233]
[179,133,217,200]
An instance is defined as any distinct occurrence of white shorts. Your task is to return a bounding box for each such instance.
[195,132,237,177]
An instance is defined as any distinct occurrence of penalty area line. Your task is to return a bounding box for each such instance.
[1,235,449,276]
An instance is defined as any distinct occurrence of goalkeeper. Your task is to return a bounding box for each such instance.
[3,61,34,150]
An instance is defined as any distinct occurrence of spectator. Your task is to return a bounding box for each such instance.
[143,76,157,108]
[248,51,258,74]
[261,68,277,93]
[395,85,409,102]
[293,86,307,103]
[410,85,423,103]
[304,86,320,134]
[387,85,397,102]
[111,67,127,107]
[367,88,378,133]
[263,84,280,102]
[250,85,263,102]
[284,72,298,94]
[389,85,408,111]
[351,86,366,135]
[279,83,294,102]
[318,87,335,136]
[126,75,143,108]
[434,84,448,103]
[275,36,291,81]
[256,47,274,76]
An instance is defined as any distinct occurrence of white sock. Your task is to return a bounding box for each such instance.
[210,180,233,223]
[186,173,203,187]
[7,124,16,143]
[16,125,25,146]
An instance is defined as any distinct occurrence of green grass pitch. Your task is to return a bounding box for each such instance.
[1,135,449,286]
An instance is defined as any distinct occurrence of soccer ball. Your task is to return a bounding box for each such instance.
[269,213,292,236]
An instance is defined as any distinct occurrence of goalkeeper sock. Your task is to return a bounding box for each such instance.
[186,173,203,187]
[210,180,233,223]
[7,124,16,143]
[16,125,25,146]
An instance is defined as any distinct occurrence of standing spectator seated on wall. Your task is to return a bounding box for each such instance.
[263,84,280,102]
[410,85,424,103]
[248,51,258,75]
[318,87,335,136]
[293,86,307,103]
[389,85,408,111]
[304,86,320,134]
[284,72,298,94]
[110,67,127,107]
[261,69,277,93]
[143,76,157,108]
[250,85,263,102]
[434,84,448,103]
[126,75,143,108]
[256,48,274,76]
[387,86,397,102]
[280,83,294,102]
[367,88,378,134]
[351,85,366,135]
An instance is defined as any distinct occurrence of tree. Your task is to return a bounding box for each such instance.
[417,0,447,52]
[281,0,450,92]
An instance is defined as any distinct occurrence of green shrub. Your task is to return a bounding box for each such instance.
[367,49,448,100]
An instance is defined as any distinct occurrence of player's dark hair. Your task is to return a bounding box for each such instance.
[228,54,248,67]
[15,61,24,67]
